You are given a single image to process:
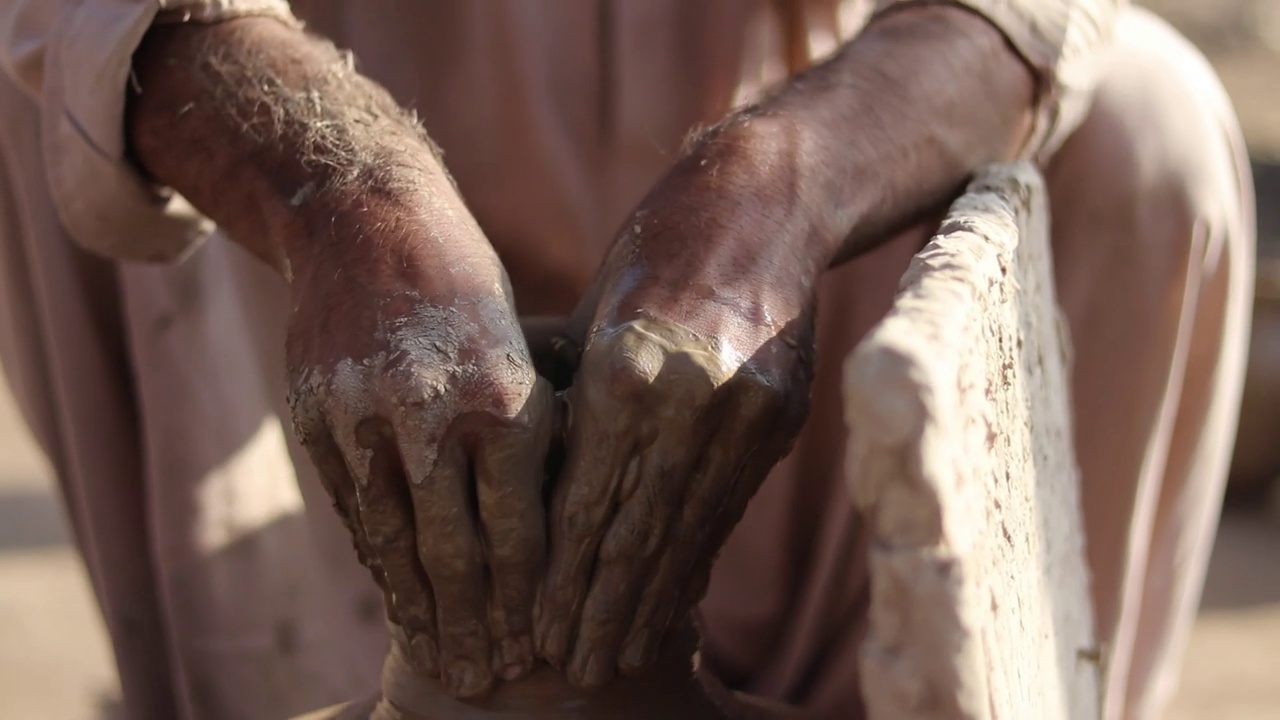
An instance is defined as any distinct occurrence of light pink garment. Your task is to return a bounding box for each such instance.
[0,1,1251,719]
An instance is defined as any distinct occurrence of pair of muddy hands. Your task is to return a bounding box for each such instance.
[286,117,820,700]
[127,4,1033,708]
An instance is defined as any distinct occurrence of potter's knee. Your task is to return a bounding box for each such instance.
[1048,7,1250,265]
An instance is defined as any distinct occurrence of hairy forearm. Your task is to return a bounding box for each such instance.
[127,17,471,283]
[692,4,1036,270]
[795,5,1035,263]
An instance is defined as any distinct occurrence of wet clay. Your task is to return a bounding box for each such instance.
[292,624,804,720]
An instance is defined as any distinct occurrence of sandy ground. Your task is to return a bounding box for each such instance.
[0,386,124,720]
[2,3,1278,718]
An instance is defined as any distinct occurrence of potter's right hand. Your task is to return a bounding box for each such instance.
[285,195,554,700]
[127,15,554,701]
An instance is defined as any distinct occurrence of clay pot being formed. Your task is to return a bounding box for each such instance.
[291,625,802,720]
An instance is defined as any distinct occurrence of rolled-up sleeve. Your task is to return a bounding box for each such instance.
[2,0,295,262]
[873,0,1126,163]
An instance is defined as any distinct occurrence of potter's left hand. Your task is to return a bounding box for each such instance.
[533,4,1038,686]
[534,115,821,687]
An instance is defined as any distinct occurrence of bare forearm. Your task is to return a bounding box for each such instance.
[793,5,1035,262]
[128,20,558,702]
[126,17,471,283]
[686,4,1036,270]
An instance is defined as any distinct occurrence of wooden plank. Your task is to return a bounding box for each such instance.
[844,163,1101,720]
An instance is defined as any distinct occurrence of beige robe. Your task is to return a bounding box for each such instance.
[0,1,1253,718]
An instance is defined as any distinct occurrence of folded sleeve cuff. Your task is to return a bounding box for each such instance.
[872,0,1124,163]
[41,0,296,263]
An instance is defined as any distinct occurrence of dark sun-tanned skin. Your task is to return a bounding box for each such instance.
[126,5,1034,717]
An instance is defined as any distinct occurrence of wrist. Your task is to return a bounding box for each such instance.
[628,115,831,297]
[690,112,838,271]
[745,3,1035,263]
[128,17,462,281]
[283,188,507,306]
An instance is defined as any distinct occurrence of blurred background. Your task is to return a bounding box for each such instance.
[1,2,1277,718]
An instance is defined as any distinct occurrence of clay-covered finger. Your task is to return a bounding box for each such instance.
[342,417,441,676]
[675,380,808,618]
[675,433,787,627]
[293,411,366,557]
[297,424,391,614]
[535,378,638,667]
[614,450,742,672]
[617,386,788,673]
[473,379,555,681]
[397,426,493,699]
[565,414,718,688]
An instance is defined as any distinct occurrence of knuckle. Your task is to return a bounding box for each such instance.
[581,594,626,629]
[375,342,545,428]
[733,371,786,411]
[318,360,376,412]
[353,415,395,451]
[379,358,446,410]
[456,362,540,424]
[600,518,661,562]
[362,521,409,555]
[420,541,483,582]
[601,355,656,401]
[585,329,665,400]
[731,369,809,433]
[492,611,531,641]
[395,600,435,632]
[558,501,608,543]
[438,616,488,647]
[475,381,534,423]
[365,534,404,562]
[487,523,544,566]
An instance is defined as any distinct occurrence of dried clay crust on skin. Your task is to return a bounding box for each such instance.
[289,291,535,485]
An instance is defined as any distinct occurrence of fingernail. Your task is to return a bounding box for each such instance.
[537,621,567,666]
[586,652,612,687]
[446,659,489,698]
[570,651,611,688]
[620,630,652,672]
[409,634,439,675]
[500,636,532,680]
[568,651,591,686]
